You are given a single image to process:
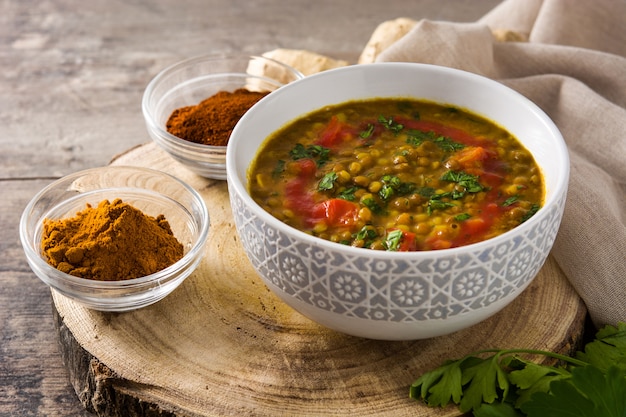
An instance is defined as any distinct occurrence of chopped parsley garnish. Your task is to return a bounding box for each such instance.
[397,182,418,196]
[384,229,404,251]
[440,170,485,195]
[406,129,435,146]
[379,175,401,201]
[433,135,465,151]
[420,171,486,215]
[272,160,285,177]
[289,143,330,166]
[354,225,378,247]
[520,203,540,223]
[338,186,358,201]
[379,183,395,201]
[381,174,402,187]
[318,172,337,191]
[378,175,417,201]
[362,197,384,215]
[359,123,375,139]
[502,195,520,206]
[454,213,471,221]
[405,130,465,151]
[427,198,456,215]
[378,115,404,134]
[416,187,436,198]
[289,143,312,159]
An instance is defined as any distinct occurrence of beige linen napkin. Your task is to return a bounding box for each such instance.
[372,0,626,329]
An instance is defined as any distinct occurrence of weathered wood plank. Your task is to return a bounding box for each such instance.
[1,0,502,179]
[0,179,92,416]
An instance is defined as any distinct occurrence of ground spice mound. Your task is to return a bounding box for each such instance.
[41,198,184,281]
[166,88,269,146]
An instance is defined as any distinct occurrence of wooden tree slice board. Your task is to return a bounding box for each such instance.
[52,142,587,417]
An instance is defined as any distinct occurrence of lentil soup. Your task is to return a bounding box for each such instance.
[248,98,544,251]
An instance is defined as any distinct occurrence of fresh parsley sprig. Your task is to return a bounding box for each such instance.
[410,322,626,417]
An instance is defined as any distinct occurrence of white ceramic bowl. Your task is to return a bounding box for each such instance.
[226,63,569,340]
[20,166,210,311]
[142,54,304,180]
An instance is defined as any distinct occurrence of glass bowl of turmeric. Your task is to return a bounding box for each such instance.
[142,54,304,180]
[19,166,210,312]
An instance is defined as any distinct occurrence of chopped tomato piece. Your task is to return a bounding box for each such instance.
[461,217,490,236]
[315,115,357,148]
[456,146,490,166]
[427,238,453,250]
[292,158,317,177]
[448,146,494,176]
[283,158,319,222]
[397,230,418,251]
[312,199,359,227]
[284,177,315,218]
[454,203,502,245]
[316,115,343,147]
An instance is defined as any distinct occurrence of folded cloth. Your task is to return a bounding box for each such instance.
[374,0,626,329]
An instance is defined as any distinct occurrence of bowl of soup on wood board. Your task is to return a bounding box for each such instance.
[226,63,569,340]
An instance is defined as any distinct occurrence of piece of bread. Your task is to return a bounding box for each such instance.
[358,17,417,64]
[260,48,349,76]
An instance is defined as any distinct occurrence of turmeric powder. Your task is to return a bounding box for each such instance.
[41,198,184,281]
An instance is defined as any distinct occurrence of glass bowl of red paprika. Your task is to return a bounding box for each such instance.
[142,54,304,180]
[19,166,210,312]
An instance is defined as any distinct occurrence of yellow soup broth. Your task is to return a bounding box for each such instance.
[248,98,544,251]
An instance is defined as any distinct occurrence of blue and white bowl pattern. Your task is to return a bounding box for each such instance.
[230,189,565,324]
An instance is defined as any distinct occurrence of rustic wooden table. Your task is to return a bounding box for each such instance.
[3,1,512,415]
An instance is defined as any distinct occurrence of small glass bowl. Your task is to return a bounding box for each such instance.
[142,54,305,180]
[19,166,210,312]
